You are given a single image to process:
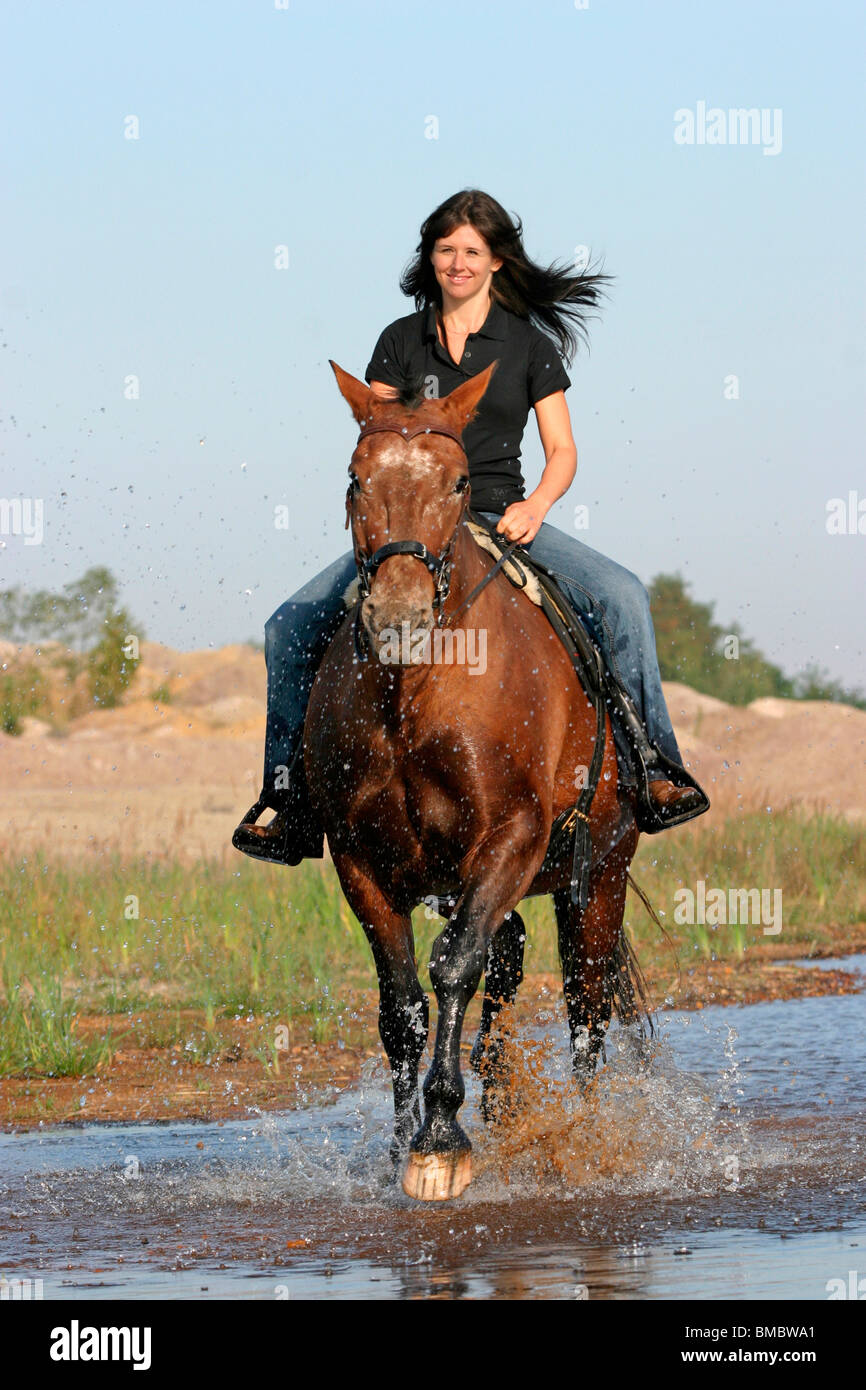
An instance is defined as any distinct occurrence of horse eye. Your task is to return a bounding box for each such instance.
[348,474,361,492]
[454,476,469,494]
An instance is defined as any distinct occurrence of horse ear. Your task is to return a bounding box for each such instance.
[440,360,498,434]
[329,360,374,424]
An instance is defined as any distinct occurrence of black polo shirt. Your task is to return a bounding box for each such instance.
[364,299,571,514]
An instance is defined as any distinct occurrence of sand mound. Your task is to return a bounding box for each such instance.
[1,642,863,860]
[135,641,265,703]
[666,683,866,823]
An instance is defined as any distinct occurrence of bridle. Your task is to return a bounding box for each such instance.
[348,418,521,660]
[349,419,468,614]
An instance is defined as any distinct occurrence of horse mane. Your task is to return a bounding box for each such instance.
[387,369,428,410]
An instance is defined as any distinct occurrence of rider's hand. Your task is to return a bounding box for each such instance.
[496,495,549,546]
[368,380,399,401]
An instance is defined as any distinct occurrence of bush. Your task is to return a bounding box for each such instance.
[86,609,139,709]
[0,661,52,735]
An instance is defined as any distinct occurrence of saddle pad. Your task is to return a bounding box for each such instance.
[465,522,543,606]
[342,522,543,609]
[342,576,362,607]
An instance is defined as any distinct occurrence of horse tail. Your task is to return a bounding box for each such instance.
[625,869,681,1010]
[606,926,655,1038]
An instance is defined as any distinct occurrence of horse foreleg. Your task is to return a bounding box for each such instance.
[404,817,543,1201]
[333,856,428,1163]
[553,833,638,1086]
[469,909,526,1123]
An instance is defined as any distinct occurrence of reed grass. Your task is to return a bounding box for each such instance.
[0,807,862,1076]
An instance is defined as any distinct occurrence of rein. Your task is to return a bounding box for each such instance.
[348,420,522,658]
[444,528,522,628]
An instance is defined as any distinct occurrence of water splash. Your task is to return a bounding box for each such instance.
[465,1005,754,1201]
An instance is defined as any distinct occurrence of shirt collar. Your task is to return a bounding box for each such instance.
[423,297,508,342]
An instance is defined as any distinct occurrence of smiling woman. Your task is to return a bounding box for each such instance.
[367,191,606,528]
[232,188,708,866]
[365,274,573,520]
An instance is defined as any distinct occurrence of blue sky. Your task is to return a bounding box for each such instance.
[2,0,864,687]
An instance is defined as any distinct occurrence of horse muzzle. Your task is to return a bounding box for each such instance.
[361,599,436,666]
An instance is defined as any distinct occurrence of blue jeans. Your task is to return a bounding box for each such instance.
[260,516,682,806]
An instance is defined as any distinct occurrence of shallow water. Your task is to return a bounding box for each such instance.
[1,957,864,1300]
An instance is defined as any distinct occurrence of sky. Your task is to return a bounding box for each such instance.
[2,0,864,688]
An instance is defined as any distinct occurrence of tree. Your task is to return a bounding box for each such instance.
[86,608,140,709]
[0,568,144,727]
[648,572,863,708]
[0,565,123,649]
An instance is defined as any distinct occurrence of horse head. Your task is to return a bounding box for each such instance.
[329,360,497,662]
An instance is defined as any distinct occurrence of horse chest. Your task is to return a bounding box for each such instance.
[322,732,474,876]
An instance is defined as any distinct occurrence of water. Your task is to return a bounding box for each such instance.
[2,957,864,1300]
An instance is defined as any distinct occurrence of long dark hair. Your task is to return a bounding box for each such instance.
[399,189,611,366]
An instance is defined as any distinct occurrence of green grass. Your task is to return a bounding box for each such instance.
[0,807,863,1076]
[624,807,866,962]
[0,976,122,1078]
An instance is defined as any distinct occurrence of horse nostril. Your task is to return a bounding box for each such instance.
[408,607,434,634]
[362,599,436,661]
[361,597,383,640]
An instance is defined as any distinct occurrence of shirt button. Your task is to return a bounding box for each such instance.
[464,349,471,358]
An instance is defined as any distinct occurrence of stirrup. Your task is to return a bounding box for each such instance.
[605,686,710,833]
[636,751,710,832]
[231,790,324,865]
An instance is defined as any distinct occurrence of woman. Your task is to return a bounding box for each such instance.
[233,189,707,864]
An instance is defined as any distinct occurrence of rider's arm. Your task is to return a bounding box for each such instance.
[531,390,578,507]
[496,390,577,544]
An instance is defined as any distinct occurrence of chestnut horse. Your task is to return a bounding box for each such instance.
[304,360,648,1201]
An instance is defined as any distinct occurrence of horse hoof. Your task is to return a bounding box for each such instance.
[402,1149,472,1202]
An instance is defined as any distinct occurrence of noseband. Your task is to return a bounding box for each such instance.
[349,420,468,616]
